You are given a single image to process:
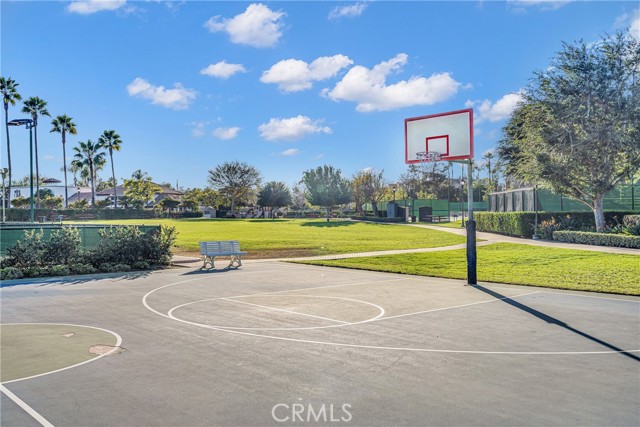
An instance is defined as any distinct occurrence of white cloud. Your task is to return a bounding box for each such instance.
[258,115,332,141]
[200,61,247,79]
[204,3,285,48]
[323,53,462,112]
[261,55,353,92]
[127,78,196,110]
[43,154,56,161]
[213,127,240,140]
[190,121,209,138]
[329,2,368,20]
[465,92,524,124]
[67,0,127,14]
[616,9,640,41]
[280,148,300,156]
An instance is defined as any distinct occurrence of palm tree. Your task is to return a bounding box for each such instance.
[72,140,106,207]
[98,130,123,208]
[483,151,494,192]
[50,115,77,207]
[1,77,22,209]
[22,97,50,208]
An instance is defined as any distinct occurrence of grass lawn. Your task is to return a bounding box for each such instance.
[297,243,640,295]
[76,218,466,258]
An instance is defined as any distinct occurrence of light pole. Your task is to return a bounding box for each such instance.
[8,119,35,222]
[460,177,465,227]
[1,167,8,222]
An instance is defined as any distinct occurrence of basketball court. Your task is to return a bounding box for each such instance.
[1,261,638,426]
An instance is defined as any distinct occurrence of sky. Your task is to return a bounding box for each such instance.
[2,0,639,190]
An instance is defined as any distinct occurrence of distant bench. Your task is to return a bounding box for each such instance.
[421,215,448,223]
[75,214,96,221]
[199,240,247,270]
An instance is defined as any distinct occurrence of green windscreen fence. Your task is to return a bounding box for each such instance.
[364,199,489,218]
[0,224,160,256]
[488,184,639,213]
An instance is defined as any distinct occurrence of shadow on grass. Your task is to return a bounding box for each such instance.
[472,284,640,363]
[247,219,289,223]
[300,221,354,228]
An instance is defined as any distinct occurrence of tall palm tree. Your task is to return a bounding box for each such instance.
[98,130,123,208]
[22,97,50,208]
[72,140,106,207]
[1,77,22,209]
[50,115,77,207]
[483,151,494,192]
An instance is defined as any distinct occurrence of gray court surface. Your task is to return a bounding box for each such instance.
[1,261,639,427]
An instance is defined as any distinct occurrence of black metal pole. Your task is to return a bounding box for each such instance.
[466,161,477,285]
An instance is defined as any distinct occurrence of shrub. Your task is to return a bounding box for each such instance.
[43,227,82,265]
[5,230,45,268]
[182,211,203,218]
[99,263,131,273]
[553,230,640,248]
[69,263,97,275]
[475,211,635,237]
[92,225,176,267]
[0,267,24,280]
[131,261,150,270]
[539,215,588,239]
[49,264,71,277]
[22,266,47,278]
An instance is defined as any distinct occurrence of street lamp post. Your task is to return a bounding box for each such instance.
[1,167,8,222]
[8,119,35,222]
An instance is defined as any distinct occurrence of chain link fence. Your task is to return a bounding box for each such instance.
[0,224,160,256]
[488,184,639,213]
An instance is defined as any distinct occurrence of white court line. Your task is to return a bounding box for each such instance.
[0,384,54,427]
[0,323,123,384]
[538,290,640,303]
[167,295,385,331]
[378,291,541,322]
[0,323,123,427]
[220,297,349,324]
[143,281,640,355]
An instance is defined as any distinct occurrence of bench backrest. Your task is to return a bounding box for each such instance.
[199,240,241,254]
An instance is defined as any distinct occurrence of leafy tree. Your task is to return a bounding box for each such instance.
[96,177,117,192]
[10,195,29,208]
[68,198,89,210]
[258,181,292,217]
[123,170,161,209]
[184,187,222,208]
[1,76,22,208]
[50,114,77,207]
[483,151,494,192]
[72,139,106,207]
[22,97,50,208]
[180,199,199,211]
[399,163,451,200]
[40,195,63,209]
[498,32,640,231]
[208,161,261,216]
[156,198,181,215]
[301,165,351,221]
[352,169,387,216]
[290,184,309,215]
[98,130,122,208]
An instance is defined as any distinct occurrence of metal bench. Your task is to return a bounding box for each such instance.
[199,240,247,269]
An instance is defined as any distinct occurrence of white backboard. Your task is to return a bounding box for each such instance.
[405,109,474,163]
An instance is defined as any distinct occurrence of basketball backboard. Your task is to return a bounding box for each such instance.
[405,109,473,164]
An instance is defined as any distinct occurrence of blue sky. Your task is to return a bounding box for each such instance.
[2,1,639,189]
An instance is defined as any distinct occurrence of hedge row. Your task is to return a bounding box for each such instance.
[474,211,634,237]
[350,216,405,223]
[3,208,205,221]
[552,231,640,249]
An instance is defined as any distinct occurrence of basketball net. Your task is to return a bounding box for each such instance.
[415,151,442,175]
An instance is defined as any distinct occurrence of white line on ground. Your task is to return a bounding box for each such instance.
[220,297,349,324]
[0,384,54,427]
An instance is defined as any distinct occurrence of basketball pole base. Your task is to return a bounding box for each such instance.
[466,219,477,285]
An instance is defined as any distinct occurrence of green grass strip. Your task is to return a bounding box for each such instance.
[297,243,640,296]
[74,218,466,257]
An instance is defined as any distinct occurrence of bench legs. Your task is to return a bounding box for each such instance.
[229,255,243,268]
[201,255,243,269]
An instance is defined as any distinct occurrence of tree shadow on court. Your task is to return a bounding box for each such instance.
[300,221,355,227]
[471,284,640,362]
[0,271,153,288]
[181,268,239,275]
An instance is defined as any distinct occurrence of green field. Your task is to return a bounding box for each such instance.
[298,243,640,295]
[75,218,465,258]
